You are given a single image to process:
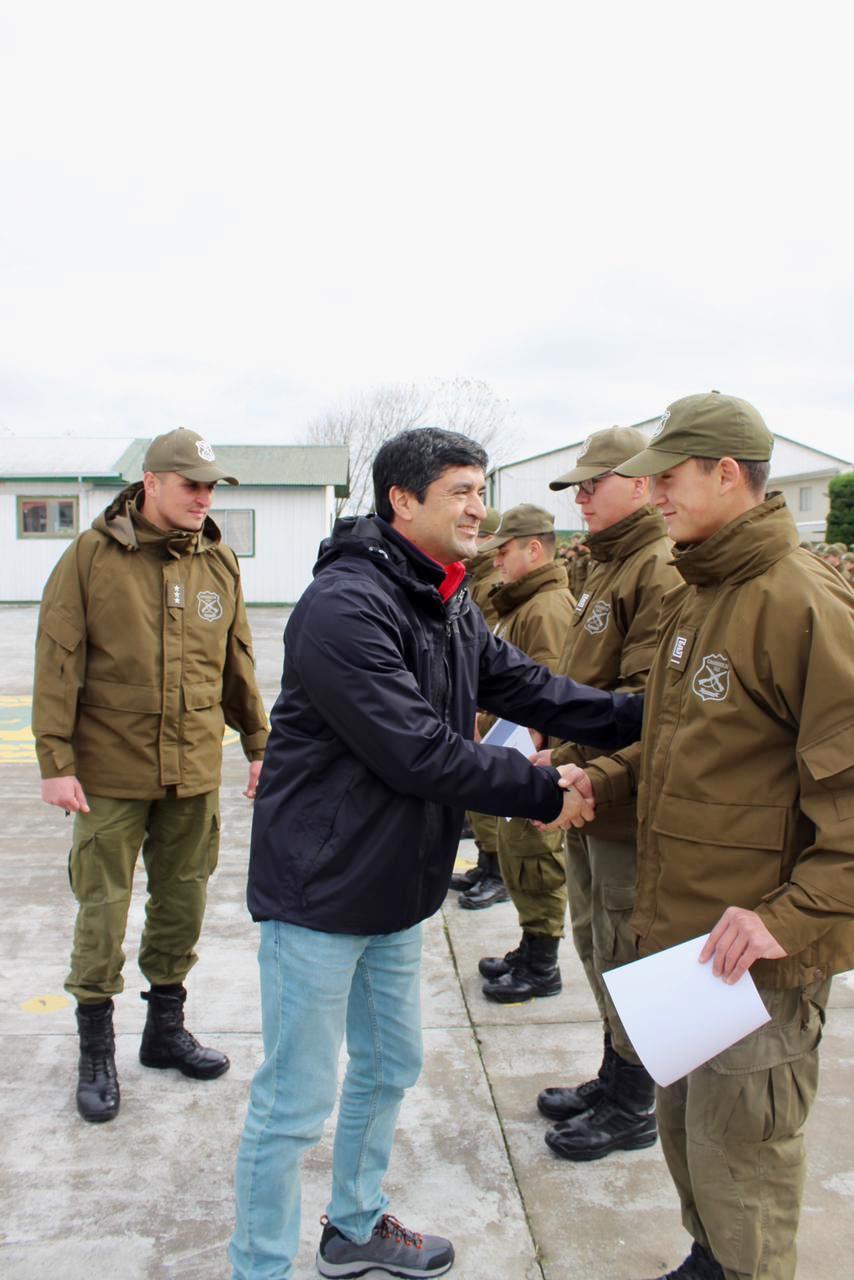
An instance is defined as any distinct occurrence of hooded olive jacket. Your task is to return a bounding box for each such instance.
[550,506,678,840]
[486,560,575,857]
[586,495,854,988]
[33,485,269,800]
[480,559,575,739]
[491,560,575,667]
[466,551,503,627]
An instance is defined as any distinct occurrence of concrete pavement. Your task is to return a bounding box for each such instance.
[1,605,852,1279]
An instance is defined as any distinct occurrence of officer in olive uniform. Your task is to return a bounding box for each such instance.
[451,508,511,904]
[34,428,269,1124]
[475,504,576,1001]
[532,426,681,1160]
[551,394,854,1280]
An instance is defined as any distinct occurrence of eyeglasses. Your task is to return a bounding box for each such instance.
[572,472,613,497]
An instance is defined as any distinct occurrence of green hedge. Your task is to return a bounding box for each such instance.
[826,472,854,544]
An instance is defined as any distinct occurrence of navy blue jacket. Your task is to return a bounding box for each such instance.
[248,516,642,934]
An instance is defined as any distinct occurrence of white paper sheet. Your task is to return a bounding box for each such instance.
[479,718,537,757]
[602,934,772,1087]
[479,719,538,819]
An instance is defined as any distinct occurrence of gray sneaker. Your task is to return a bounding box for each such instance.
[316,1213,454,1278]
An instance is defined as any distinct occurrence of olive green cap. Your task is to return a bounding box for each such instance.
[142,427,238,485]
[478,503,555,552]
[829,542,847,555]
[616,392,773,477]
[550,426,650,489]
[478,506,501,536]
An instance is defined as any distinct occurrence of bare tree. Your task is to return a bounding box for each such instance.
[305,378,511,515]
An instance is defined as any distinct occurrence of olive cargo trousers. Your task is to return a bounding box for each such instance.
[658,980,829,1280]
[565,828,640,1062]
[65,791,221,1005]
[468,809,499,855]
[497,816,567,937]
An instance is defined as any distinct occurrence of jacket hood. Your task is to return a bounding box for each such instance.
[589,505,669,564]
[674,492,797,587]
[91,482,222,556]
[314,514,454,610]
[491,560,569,618]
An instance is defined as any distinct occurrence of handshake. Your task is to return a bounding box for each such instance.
[528,747,595,831]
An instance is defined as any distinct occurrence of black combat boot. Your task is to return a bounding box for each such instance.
[450,845,485,892]
[537,1032,616,1121]
[482,934,561,1002]
[641,1241,724,1279]
[478,933,528,979]
[139,985,230,1079]
[458,853,509,909]
[76,999,120,1124]
[544,1051,656,1160]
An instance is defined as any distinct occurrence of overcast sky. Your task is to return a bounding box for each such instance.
[2,1,852,465]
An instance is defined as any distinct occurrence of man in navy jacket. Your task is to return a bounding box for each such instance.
[230,428,642,1280]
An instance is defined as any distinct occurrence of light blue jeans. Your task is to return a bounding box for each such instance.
[229,919,424,1279]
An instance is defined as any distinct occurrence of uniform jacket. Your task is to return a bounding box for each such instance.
[570,551,591,600]
[247,515,643,935]
[586,495,854,987]
[491,560,575,664]
[466,550,503,628]
[551,506,678,840]
[487,560,575,858]
[33,485,269,800]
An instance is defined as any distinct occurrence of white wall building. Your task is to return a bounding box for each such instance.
[488,424,852,544]
[0,438,349,604]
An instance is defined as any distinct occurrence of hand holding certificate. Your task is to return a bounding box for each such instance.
[602,934,772,1087]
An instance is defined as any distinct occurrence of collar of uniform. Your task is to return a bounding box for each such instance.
[588,505,669,563]
[490,560,569,617]
[129,503,208,559]
[673,492,797,587]
[465,548,500,583]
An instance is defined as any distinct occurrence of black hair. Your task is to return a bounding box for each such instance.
[695,456,770,495]
[372,428,488,521]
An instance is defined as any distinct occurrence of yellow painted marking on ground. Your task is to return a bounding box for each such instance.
[453,854,477,873]
[21,994,70,1014]
[1,695,241,760]
[0,697,36,762]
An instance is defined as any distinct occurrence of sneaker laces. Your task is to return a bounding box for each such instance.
[376,1215,422,1249]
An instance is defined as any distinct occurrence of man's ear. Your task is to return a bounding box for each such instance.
[388,485,417,524]
[718,457,741,492]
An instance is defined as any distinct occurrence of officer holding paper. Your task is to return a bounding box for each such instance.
[547,393,854,1280]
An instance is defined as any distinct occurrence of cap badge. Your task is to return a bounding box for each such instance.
[195,439,216,462]
[650,409,670,441]
[576,435,592,461]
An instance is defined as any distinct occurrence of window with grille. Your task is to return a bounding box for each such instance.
[798,486,813,512]
[18,497,78,538]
